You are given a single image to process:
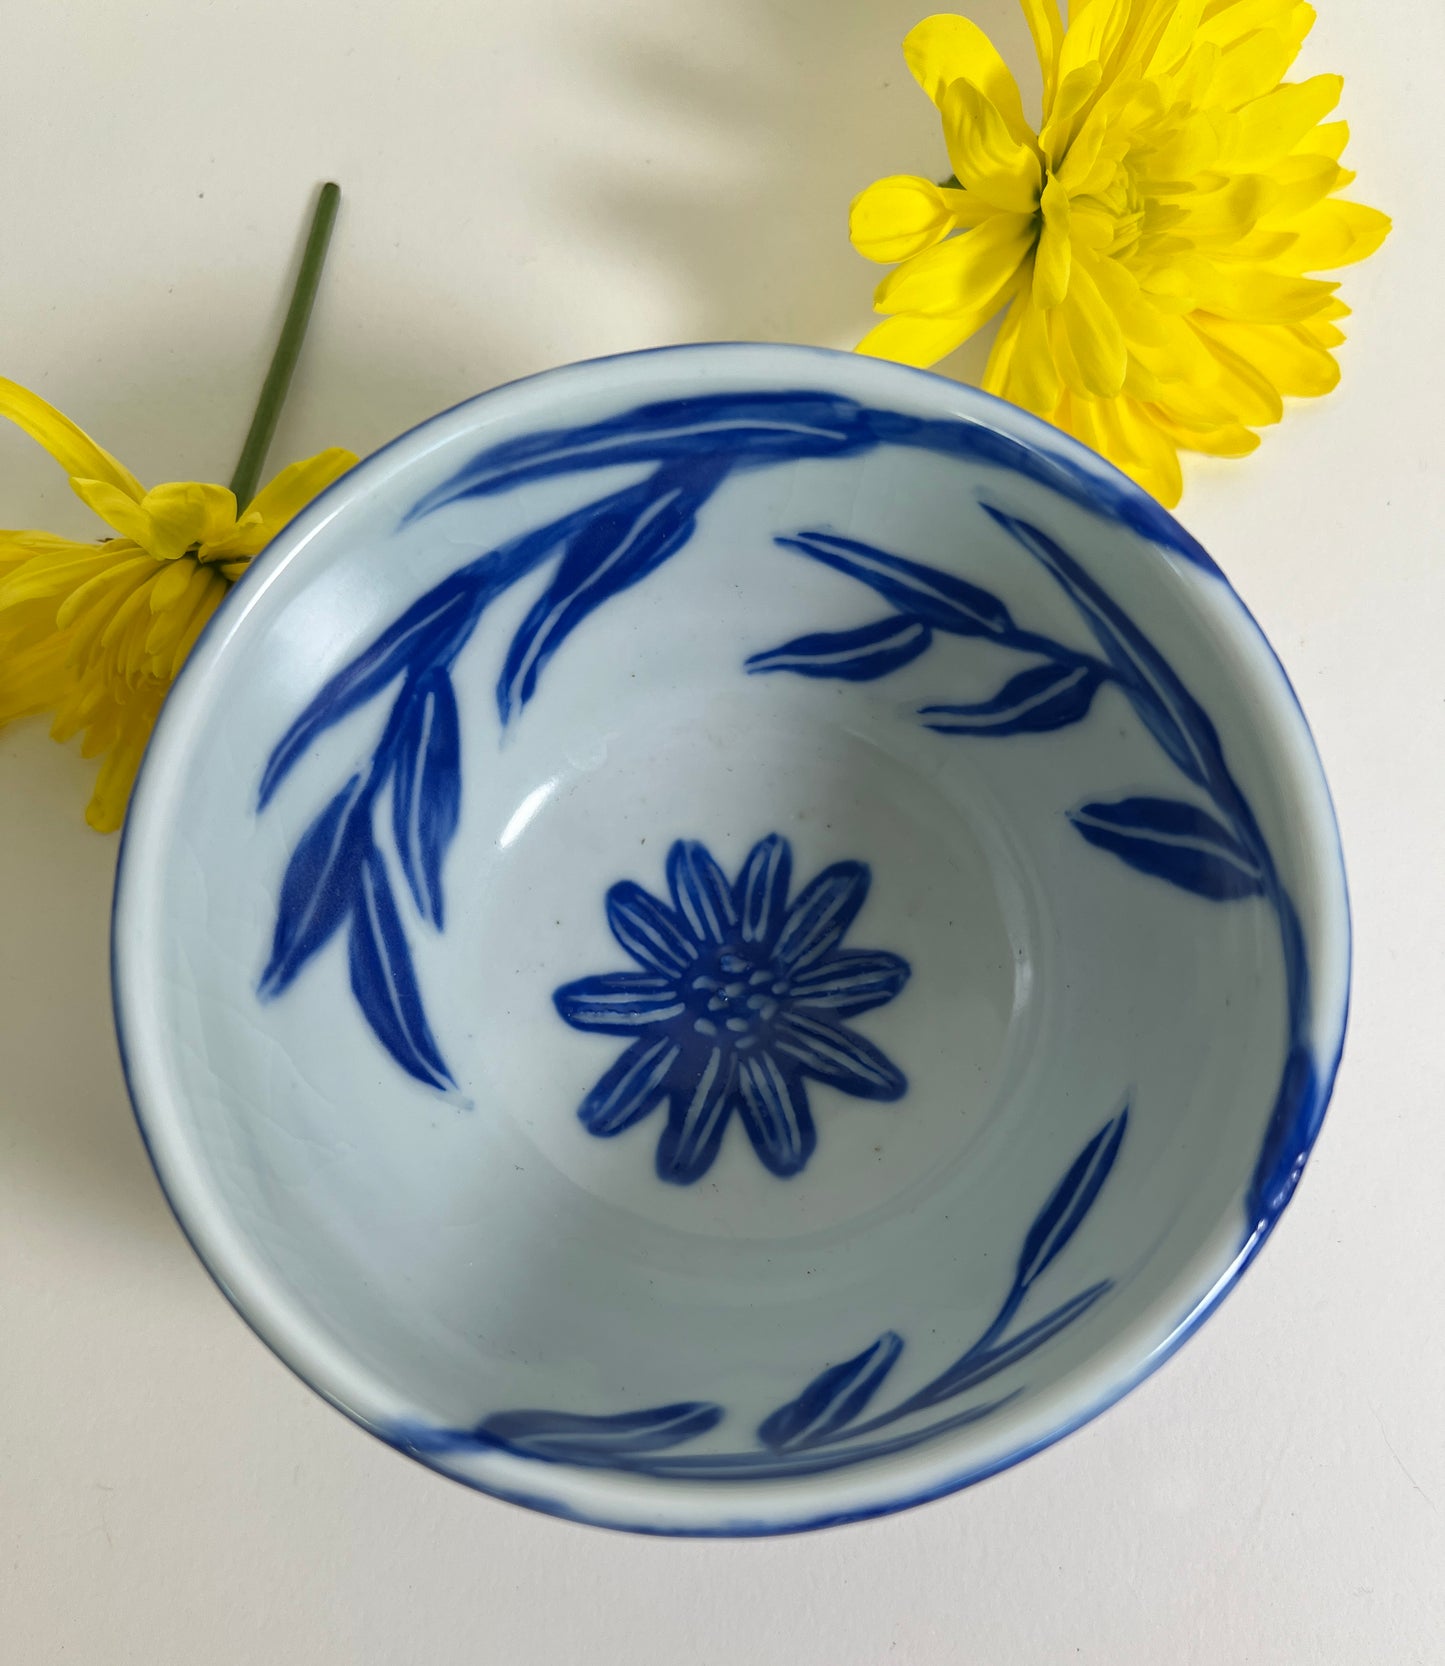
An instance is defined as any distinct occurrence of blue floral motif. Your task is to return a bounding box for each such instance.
[553,835,910,1183]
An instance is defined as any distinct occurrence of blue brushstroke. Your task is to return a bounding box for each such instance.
[746,616,934,682]
[390,667,461,929]
[1069,796,1266,901]
[919,659,1106,736]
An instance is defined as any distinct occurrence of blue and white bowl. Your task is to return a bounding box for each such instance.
[112,344,1350,1535]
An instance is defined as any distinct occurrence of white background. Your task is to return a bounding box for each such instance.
[1,1,1440,1660]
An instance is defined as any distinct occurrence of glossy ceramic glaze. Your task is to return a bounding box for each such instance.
[112,344,1350,1535]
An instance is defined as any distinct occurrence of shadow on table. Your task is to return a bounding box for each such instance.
[561,0,1039,384]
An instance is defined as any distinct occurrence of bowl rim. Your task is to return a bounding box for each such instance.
[111,341,1351,1536]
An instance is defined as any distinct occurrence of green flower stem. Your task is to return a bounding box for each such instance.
[228,182,341,511]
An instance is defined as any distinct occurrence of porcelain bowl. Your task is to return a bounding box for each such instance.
[112,344,1349,1535]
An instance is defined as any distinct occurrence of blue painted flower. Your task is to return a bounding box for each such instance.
[553,835,911,1184]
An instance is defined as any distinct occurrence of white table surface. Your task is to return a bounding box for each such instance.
[2,1,1441,1660]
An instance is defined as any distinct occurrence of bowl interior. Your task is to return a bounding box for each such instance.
[114,346,1348,1533]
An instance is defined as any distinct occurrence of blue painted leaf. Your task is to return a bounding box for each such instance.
[1070,798,1265,900]
[348,847,455,1090]
[259,576,478,810]
[746,616,933,682]
[578,1035,679,1135]
[774,860,870,971]
[496,461,726,723]
[775,530,1012,638]
[1016,1110,1129,1292]
[666,839,738,944]
[920,659,1105,736]
[902,1284,1112,1411]
[758,1331,905,1451]
[980,507,1227,795]
[390,668,462,928]
[657,1045,738,1184]
[774,1011,906,1101]
[787,950,911,1018]
[259,772,372,998]
[733,833,793,948]
[554,972,686,1035]
[407,391,876,517]
[478,1402,724,1458]
[606,881,697,975]
[735,1052,816,1178]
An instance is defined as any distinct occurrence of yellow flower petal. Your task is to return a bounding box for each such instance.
[874,213,1035,316]
[1191,324,1286,423]
[78,701,123,761]
[1294,118,1348,162]
[1267,199,1391,272]
[54,553,155,631]
[1033,177,1073,307]
[1196,0,1313,54]
[86,696,164,833]
[0,632,72,724]
[981,288,1027,393]
[1067,394,1175,501]
[1133,112,1220,184]
[1261,153,1347,219]
[169,570,227,678]
[1052,101,1117,193]
[1192,313,1340,396]
[861,259,1029,369]
[996,294,1064,414]
[1193,262,1338,321]
[98,567,161,652]
[69,479,160,550]
[940,78,1043,214]
[1040,63,1104,166]
[0,380,145,501]
[147,555,202,615]
[1019,0,1065,108]
[1298,300,1348,347]
[902,15,1036,147]
[0,543,122,611]
[856,312,982,369]
[207,447,358,557]
[1055,0,1130,91]
[145,561,213,659]
[1059,259,1129,397]
[1146,407,1263,457]
[1173,174,1279,243]
[1217,74,1342,170]
[1106,398,1184,507]
[140,482,239,561]
[1199,28,1294,112]
[850,176,973,266]
[1149,0,1208,74]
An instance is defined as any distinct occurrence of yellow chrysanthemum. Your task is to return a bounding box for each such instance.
[0,379,355,830]
[850,1,1390,504]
